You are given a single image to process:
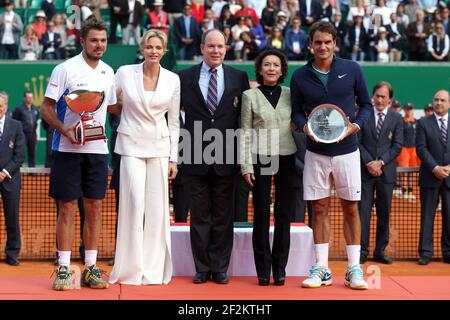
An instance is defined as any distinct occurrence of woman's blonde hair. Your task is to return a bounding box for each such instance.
[25,25,35,36]
[140,29,168,51]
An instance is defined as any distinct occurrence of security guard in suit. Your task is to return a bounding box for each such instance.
[0,94,25,266]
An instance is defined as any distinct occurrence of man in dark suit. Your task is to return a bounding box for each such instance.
[416,89,450,265]
[172,109,190,222]
[348,14,368,62]
[40,20,62,60]
[0,94,25,266]
[108,0,128,43]
[358,82,404,265]
[120,0,144,45]
[299,0,322,27]
[174,4,199,60]
[178,29,249,284]
[12,91,39,168]
[406,9,431,61]
[386,12,407,62]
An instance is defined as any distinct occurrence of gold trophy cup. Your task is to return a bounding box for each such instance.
[64,90,106,145]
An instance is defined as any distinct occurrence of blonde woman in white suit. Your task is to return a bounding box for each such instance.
[109,29,180,285]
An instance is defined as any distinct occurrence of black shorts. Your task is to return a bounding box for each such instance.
[49,151,108,201]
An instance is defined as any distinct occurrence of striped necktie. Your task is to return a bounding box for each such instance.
[376,112,384,139]
[206,68,218,115]
[440,117,447,144]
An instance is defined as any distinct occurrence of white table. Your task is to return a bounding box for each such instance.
[170,224,315,276]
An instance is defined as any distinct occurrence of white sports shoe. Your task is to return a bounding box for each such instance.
[301,265,333,288]
[393,188,402,198]
[401,192,416,201]
[345,265,368,290]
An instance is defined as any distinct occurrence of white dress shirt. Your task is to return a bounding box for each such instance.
[199,62,224,104]
[2,11,15,45]
[128,0,135,24]
[435,113,449,129]
[374,106,389,128]
[0,115,5,139]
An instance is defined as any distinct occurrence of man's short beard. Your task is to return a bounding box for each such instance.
[84,50,102,61]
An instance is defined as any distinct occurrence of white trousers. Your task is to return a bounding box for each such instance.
[109,156,172,285]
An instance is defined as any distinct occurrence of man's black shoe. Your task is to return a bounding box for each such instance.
[258,277,270,286]
[6,257,20,266]
[212,272,229,284]
[274,276,285,286]
[193,272,210,284]
[418,257,431,265]
[443,257,450,264]
[374,256,393,264]
[360,255,368,264]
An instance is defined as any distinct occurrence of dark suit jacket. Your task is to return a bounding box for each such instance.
[299,0,322,26]
[123,0,144,28]
[12,104,39,134]
[0,116,25,192]
[348,25,368,50]
[174,15,198,45]
[416,115,450,188]
[41,32,62,59]
[178,63,249,176]
[358,109,404,184]
[41,1,57,21]
[386,23,407,50]
[108,0,130,27]
[406,21,431,52]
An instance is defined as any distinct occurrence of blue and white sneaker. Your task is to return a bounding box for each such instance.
[345,265,368,290]
[301,265,333,288]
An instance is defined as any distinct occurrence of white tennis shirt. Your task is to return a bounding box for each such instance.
[45,53,116,154]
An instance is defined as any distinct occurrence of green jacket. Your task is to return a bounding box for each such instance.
[240,86,296,175]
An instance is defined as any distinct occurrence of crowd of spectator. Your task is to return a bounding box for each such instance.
[0,0,449,62]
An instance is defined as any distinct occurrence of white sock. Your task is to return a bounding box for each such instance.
[58,251,71,267]
[314,243,329,268]
[84,250,98,267]
[346,245,361,267]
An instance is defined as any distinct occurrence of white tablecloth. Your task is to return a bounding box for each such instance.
[171,225,315,276]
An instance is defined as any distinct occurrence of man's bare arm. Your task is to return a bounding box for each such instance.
[41,97,78,144]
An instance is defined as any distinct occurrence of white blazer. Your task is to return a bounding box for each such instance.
[114,63,180,160]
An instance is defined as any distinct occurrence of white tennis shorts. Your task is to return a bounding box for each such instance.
[303,149,361,201]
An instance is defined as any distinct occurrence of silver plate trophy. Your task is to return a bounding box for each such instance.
[64,90,106,145]
[307,104,348,143]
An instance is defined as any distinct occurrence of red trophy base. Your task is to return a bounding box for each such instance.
[73,113,106,145]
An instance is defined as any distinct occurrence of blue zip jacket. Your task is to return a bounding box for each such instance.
[291,57,372,156]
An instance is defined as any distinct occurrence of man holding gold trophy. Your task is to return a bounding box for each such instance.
[41,18,117,291]
[291,21,372,290]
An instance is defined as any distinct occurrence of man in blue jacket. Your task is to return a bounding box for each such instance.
[291,21,372,290]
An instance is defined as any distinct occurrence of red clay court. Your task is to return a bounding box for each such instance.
[0,261,449,300]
